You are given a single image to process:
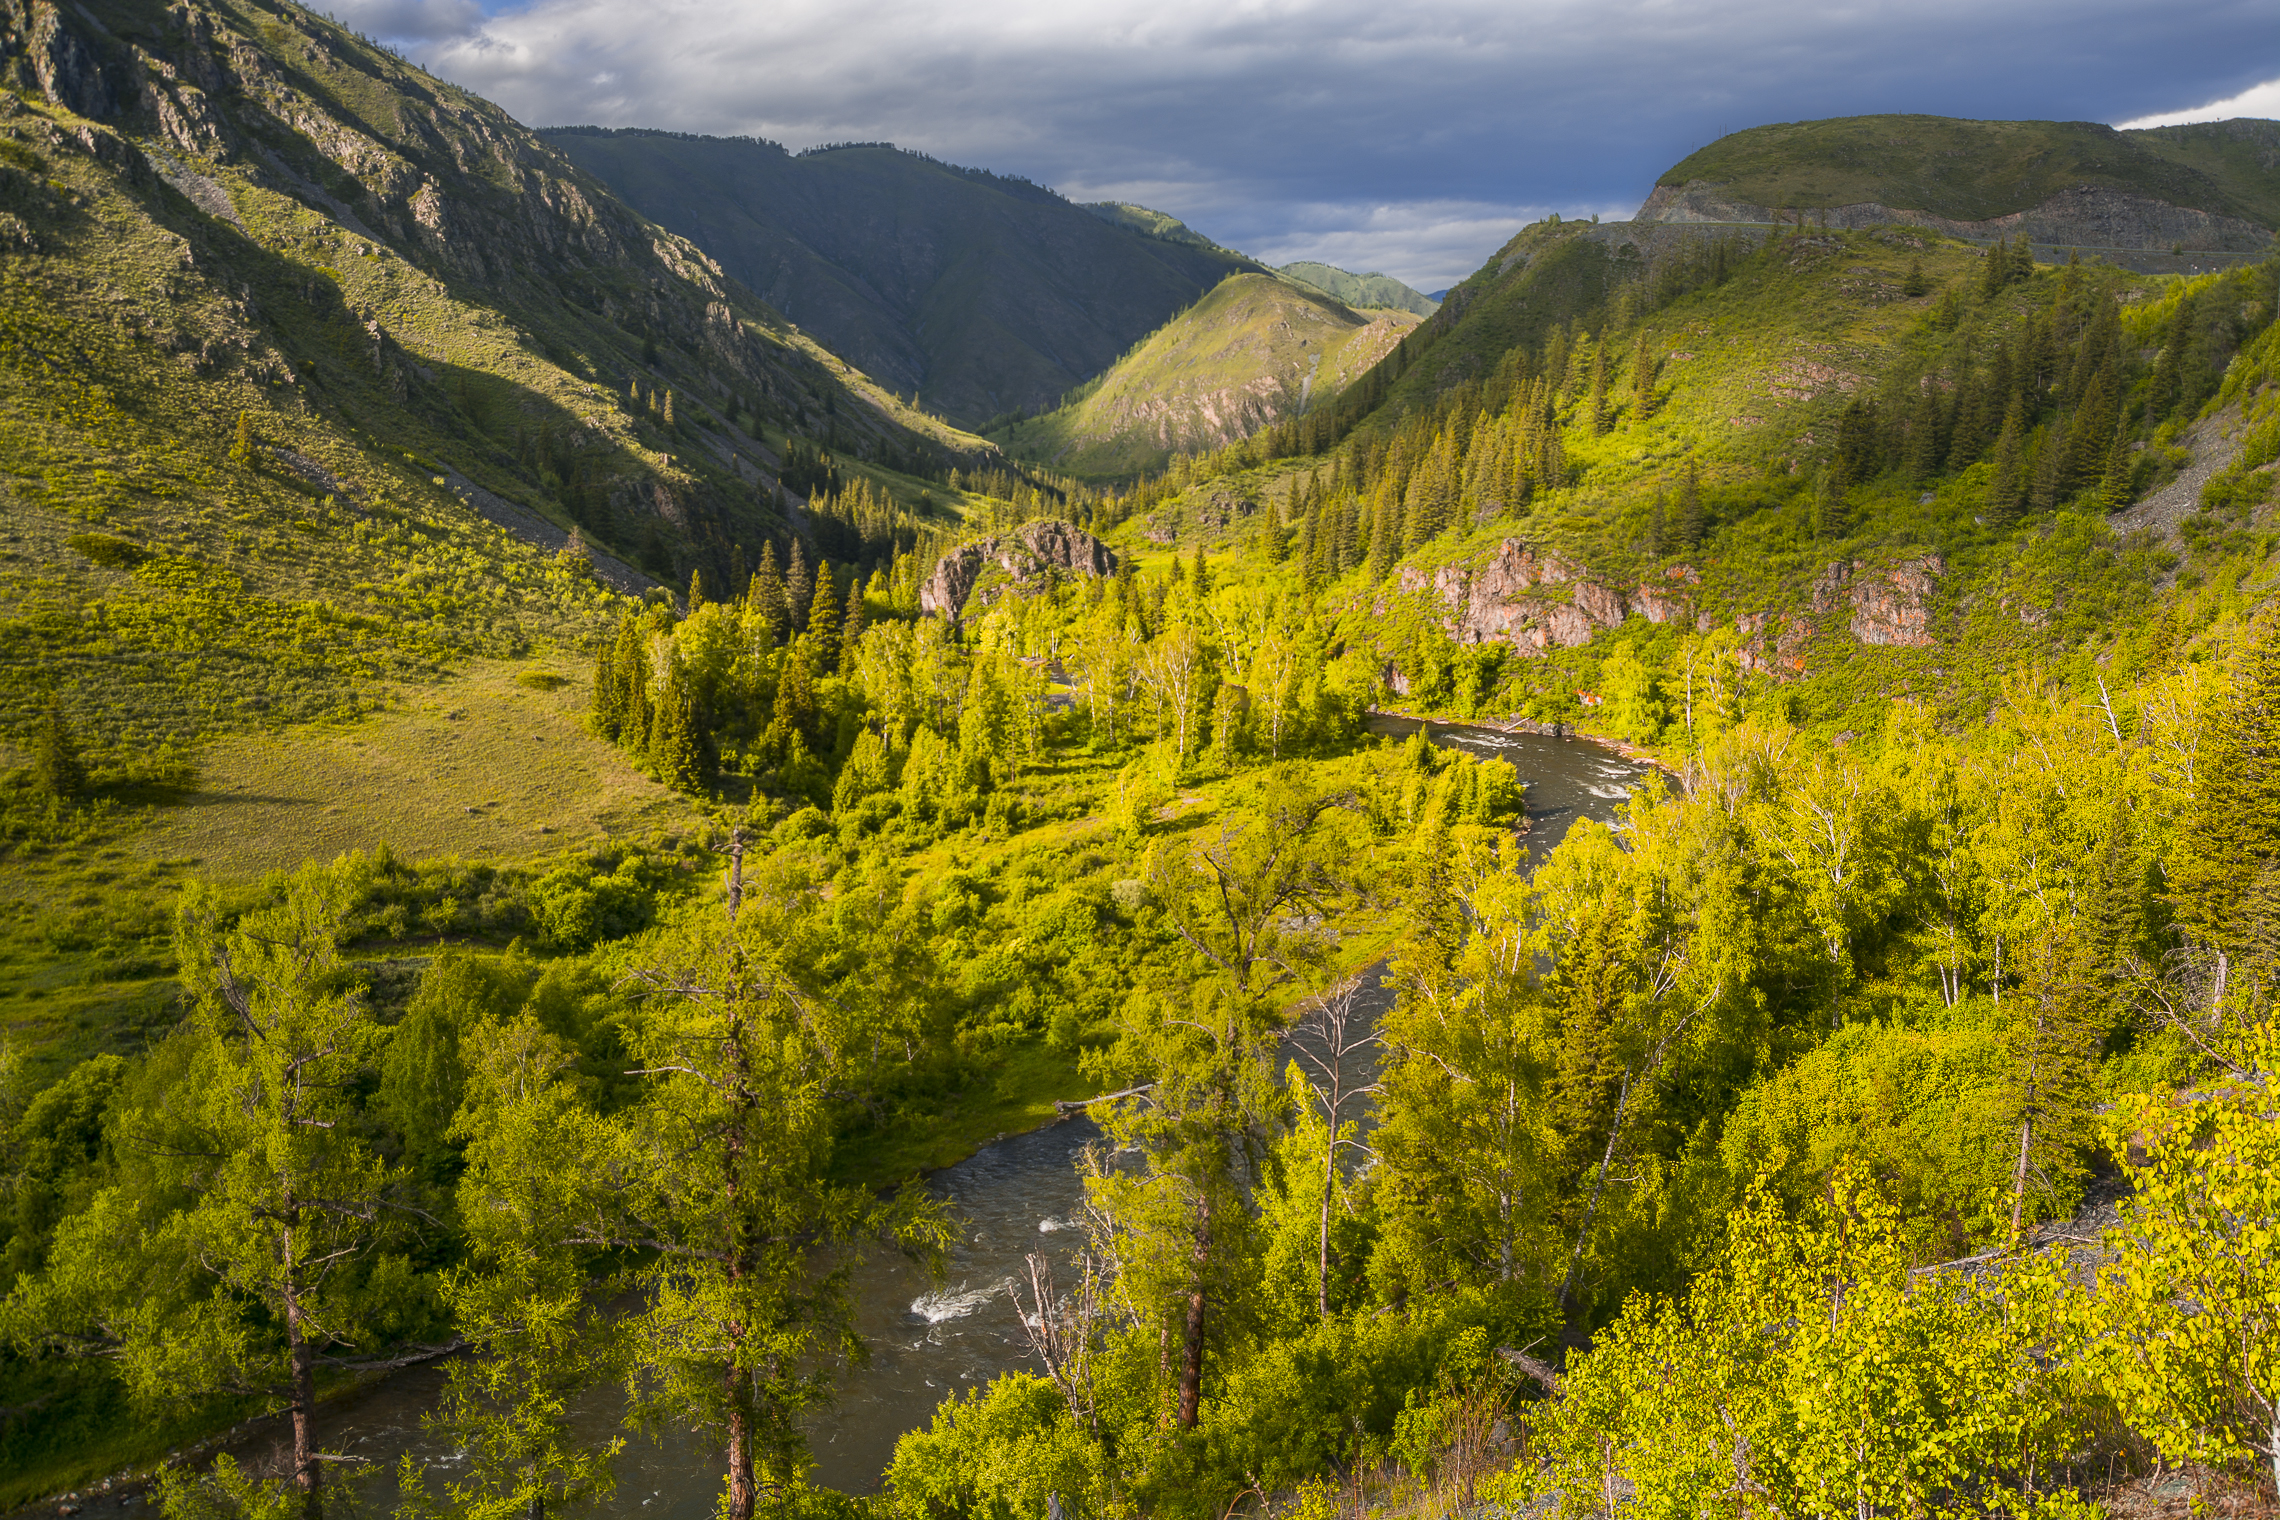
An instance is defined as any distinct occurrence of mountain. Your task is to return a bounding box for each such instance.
[1643,114,2280,256]
[991,271,1421,477]
[1276,260,1439,315]
[1079,199,1233,251]
[539,131,1259,429]
[0,0,993,778]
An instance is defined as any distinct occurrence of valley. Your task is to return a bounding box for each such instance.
[0,4,2275,1517]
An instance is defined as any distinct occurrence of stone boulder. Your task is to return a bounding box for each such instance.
[920,518,1118,621]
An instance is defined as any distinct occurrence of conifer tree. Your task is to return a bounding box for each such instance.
[1588,343,1610,436]
[229,410,254,465]
[1675,459,1703,547]
[1647,493,1667,559]
[785,542,813,634]
[1985,401,2026,525]
[841,579,867,667]
[647,663,709,795]
[2028,421,2065,514]
[688,568,705,611]
[806,564,841,675]
[749,544,787,644]
[1980,238,2011,300]
[2098,419,2135,513]
[2169,619,2280,962]
[1191,542,1210,597]
[773,642,816,744]
[33,702,87,801]
[1811,466,1842,541]
[1630,333,1653,416]
[1903,258,1928,297]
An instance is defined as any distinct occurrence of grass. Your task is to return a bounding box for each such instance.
[132,657,702,881]
[1660,114,2277,227]
[997,273,1422,477]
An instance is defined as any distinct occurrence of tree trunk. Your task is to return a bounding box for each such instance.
[725,1379,755,1520]
[1177,1196,1210,1429]
[1318,1140,1335,1320]
[286,1288,321,1520]
[2009,1107,2034,1245]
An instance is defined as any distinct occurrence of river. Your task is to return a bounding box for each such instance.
[177,724,1648,1515]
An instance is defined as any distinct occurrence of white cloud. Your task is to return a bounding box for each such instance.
[2116,75,2280,129]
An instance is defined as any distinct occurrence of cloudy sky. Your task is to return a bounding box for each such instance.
[334,0,2279,291]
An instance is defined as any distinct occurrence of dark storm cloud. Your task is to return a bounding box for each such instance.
[329,0,2280,290]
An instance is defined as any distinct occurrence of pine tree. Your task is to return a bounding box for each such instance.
[785,542,813,634]
[2098,415,2135,513]
[663,390,676,429]
[1675,459,1703,547]
[749,543,787,645]
[2169,619,2280,961]
[688,568,706,611]
[2028,421,2065,514]
[229,410,254,465]
[1980,238,2011,300]
[1630,333,1653,416]
[1902,258,1928,297]
[1191,542,1210,597]
[1588,343,1610,436]
[1811,466,1842,540]
[34,702,87,801]
[841,579,868,665]
[1985,401,2026,525]
[772,642,816,743]
[805,564,841,674]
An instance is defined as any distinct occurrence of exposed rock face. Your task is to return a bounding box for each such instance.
[921,519,1118,621]
[1397,542,1704,654]
[1810,556,1944,647]
[1638,179,2273,255]
[1380,539,1942,683]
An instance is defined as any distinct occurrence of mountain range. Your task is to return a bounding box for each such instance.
[540,130,1261,430]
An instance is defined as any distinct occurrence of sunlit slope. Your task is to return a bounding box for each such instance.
[0,0,985,763]
[542,132,1259,429]
[1645,114,2279,250]
[995,273,1421,477]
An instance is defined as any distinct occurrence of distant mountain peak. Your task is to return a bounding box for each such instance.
[1275,261,1440,316]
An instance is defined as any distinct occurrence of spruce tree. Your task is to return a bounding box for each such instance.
[772,642,816,743]
[2028,422,2065,514]
[2098,415,2135,513]
[1588,343,1610,436]
[784,542,813,634]
[1647,492,1667,559]
[750,544,787,645]
[1902,258,1928,297]
[2169,619,2280,961]
[34,703,87,801]
[1675,459,1703,547]
[841,579,867,666]
[688,568,705,611]
[229,410,254,465]
[1191,542,1210,597]
[1980,238,2011,300]
[1985,401,2026,525]
[806,564,841,675]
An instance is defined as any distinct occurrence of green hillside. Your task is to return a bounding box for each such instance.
[541,132,1258,429]
[1277,260,1439,315]
[6,35,2280,1520]
[993,271,1422,477]
[1655,113,2280,227]
[1080,199,1234,252]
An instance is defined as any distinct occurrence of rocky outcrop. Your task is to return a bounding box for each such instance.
[1396,542,1705,654]
[1638,179,2273,255]
[1810,556,1944,647]
[921,519,1118,621]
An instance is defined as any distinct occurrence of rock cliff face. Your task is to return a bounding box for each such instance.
[920,519,1118,621]
[1383,539,1945,678]
[1638,180,2272,255]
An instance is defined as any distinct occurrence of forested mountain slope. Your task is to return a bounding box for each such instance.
[993,271,1421,476]
[0,0,1000,760]
[4,50,2280,1520]
[1276,260,1440,316]
[540,131,1261,429]
[1644,113,2280,257]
